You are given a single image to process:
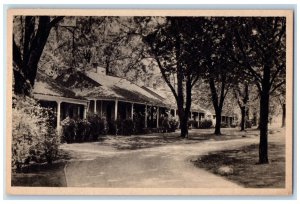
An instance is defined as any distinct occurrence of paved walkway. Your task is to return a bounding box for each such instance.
[61,133,260,188]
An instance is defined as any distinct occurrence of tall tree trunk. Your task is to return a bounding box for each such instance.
[13,69,31,96]
[184,80,192,138]
[214,108,222,135]
[259,90,269,164]
[209,78,226,135]
[259,64,271,164]
[281,103,286,127]
[13,16,63,96]
[173,23,189,139]
[252,111,257,126]
[240,106,246,131]
[177,73,188,138]
[179,113,189,138]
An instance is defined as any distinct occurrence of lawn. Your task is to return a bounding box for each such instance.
[11,161,67,187]
[102,128,257,150]
[193,141,285,188]
[11,149,72,187]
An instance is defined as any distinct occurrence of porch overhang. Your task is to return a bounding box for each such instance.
[34,93,88,106]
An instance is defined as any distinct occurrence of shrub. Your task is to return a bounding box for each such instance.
[61,114,108,143]
[199,119,213,129]
[133,112,145,134]
[169,118,179,132]
[87,114,107,140]
[121,119,134,135]
[245,120,252,128]
[76,119,91,142]
[12,94,59,170]
[230,123,237,128]
[41,127,59,164]
[161,117,170,132]
[107,119,135,136]
[61,117,76,143]
[107,119,121,135]
[221,122,229,128]
[188,120,198,129]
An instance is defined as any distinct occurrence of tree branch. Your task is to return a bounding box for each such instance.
[234,28,263,83]
[13,36,23,69]
[270,64,285,87]
[270,80,285,95]
[49,16,64,28]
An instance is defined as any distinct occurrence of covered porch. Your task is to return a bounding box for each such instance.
[189,111,206,128]
[34,94,89,132]
[87,98,177,130]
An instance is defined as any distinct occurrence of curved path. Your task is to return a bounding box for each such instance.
[61,135,259,188]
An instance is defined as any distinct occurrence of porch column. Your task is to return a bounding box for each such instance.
[156,106,159,128]
[83,105,87,119]
[131,103,134,119]
[114,99,118,120]
[56,101,61,132]
[94,99,97,114]
[145,104,148,128]
[198,112,200,127]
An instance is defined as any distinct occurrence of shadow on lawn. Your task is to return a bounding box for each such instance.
[192,143,285,188]
[104,128,256,150]
[11,150,72,187]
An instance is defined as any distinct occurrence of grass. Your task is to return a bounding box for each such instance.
[193,142,285,188]
[11,161,67,187]
[102,128,255,150]
[11,150,71,187]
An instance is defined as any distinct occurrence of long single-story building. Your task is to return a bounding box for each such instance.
[33,66,236,132]
[55,67,179,129]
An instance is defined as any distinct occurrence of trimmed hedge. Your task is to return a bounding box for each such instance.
[62,114,179,140]
[245,120,252,128]
[188,120,198,129]
[199,119,213,129]
[61,115,108,143]
[221,122,230,128]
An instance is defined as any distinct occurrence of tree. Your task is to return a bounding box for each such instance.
[230,17,286,163]
[270,85,286,127]
[13,16,64,95]
[280,95,286,128]
[202,18,238,135]
[144,17,207,138]
[233,83,250,131]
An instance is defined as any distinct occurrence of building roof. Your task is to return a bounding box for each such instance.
[84,70,167,106]
[55,70,101,89]
[33,72,86,100]
[142,86,208,113]
[53,68,167,106]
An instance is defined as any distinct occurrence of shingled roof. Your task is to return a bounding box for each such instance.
[85,70,167,106]
[33,72,86,100]
[54,69,167,106]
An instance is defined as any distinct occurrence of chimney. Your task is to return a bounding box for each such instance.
[92,63,98,73]
[153,83,157,90]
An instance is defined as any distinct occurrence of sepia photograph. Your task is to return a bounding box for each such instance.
[6,9,293,195]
